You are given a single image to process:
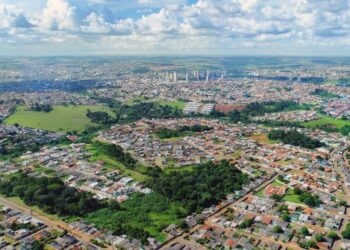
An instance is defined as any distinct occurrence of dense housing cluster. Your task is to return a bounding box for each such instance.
[0,57,350,249]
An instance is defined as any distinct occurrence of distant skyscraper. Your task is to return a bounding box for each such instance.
[167,72,171,82]
[174,72,177,83]
[206,70,209,82]
[186,72,189,83]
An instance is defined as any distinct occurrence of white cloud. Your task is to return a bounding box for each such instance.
[81,12,111,33]
[137,8,179,35]
[41,0,77,31]
[1,0,350,55]
[0,4,33,29]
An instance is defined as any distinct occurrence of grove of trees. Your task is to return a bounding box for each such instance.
[86,109,116,125]
[30,103,53,112]
[93,141,137,169]
[147,160,249,212]
[228,101,309,123]
[0,173,106,216]
[268,130,324,149]
[155,124,213,139]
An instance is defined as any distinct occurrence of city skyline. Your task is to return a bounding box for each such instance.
[1,0,350,56]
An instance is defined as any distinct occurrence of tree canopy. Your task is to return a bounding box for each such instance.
[0,173,106,216]
[147,160,249,212]
[268,129,324,149]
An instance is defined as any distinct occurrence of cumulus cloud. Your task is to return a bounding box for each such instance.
[137,8,179,35]
[1,0,350,54]
[0,4,33,29]
[41,0,77,30]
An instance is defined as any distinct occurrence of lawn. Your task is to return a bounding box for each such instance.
[125,96,149,105]
[5,105,114,133]
[283,189,303,204]
[157,100,186,110]
[164,165,194,174]
[249,133,278,144]
[254,180,283,198]
[255,188,265,198]
[85,144,149,183]
[125,98,186,110]
[255,182,304,205]
[160,136,184,142]
[302,116,350,129]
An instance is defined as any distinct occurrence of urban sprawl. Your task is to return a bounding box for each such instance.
[0,57,350,250]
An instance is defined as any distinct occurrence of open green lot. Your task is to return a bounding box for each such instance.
[85,143,149,183]
[302,115,350,129]
[5,105,114,132]
[125,97,186,110]
[157,100,186,110]
[283,192,303,204]
[85,192,186,243]
[254,180,304,205]
[254,180,283,198]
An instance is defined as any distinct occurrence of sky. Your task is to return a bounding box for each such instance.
[1,0,350,56]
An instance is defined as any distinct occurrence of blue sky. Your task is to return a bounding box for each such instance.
[0,0,350,56]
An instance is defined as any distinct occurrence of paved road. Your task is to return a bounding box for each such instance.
[161,146,350,250]
[0,197,111,250]
[159,175,276,249]
[330,148,349,250]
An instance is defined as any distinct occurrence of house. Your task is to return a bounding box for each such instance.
[264,184,287,197]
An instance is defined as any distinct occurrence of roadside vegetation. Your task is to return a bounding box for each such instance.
[0,173,106,216]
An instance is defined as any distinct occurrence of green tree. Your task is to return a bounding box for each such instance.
[327,231,339,240]
[342,224,350,239]
[314,233,324,242]
[300,227,309,236]
[272,225,283,234]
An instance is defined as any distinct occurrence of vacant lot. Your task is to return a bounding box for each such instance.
[302,116,350,129]
[157,100,186,110]
[5,105,113,132]
[249,133,278,144]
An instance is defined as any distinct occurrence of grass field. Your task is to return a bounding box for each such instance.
[164,165,194,174]
[85,192,186,243]
[283,189,303,204]
[249,133,278,144]
[125,96,149,105]
[302,116,350,129]
[85,144,149,183]
[125,97,186,110]
[255,182,304,205]
[157,100,186,110]
[5,105,113,132]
